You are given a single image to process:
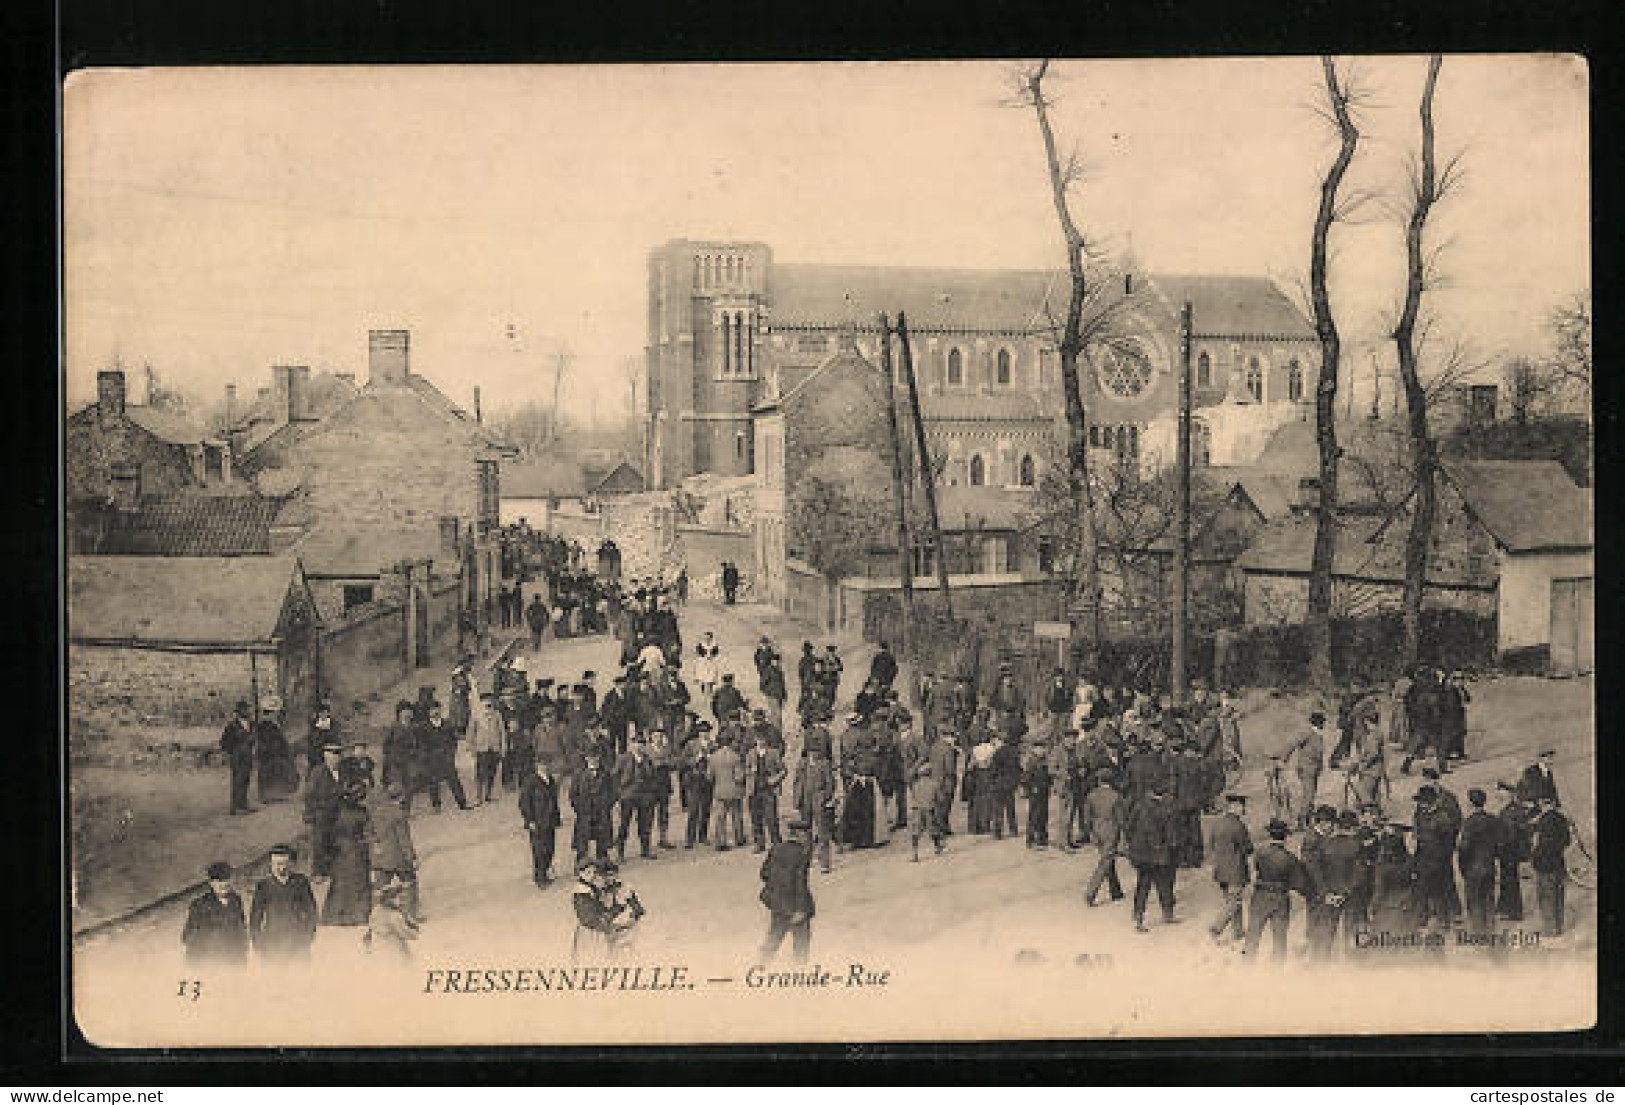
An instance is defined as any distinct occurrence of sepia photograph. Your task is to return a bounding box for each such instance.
[62,56,1594,1048]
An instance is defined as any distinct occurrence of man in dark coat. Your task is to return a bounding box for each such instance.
[182,861,249,967]
[757,819,815,963]
[1530,795,1572,937]
[869,641,899,694]
[1123,781,1180,932]
[614,737,662,861]
[1309,809,1366,959]
[1412,786,1460,930]
[721,560,741,604]
[1207,793,1252,944]
[519,758,563,887]
[1244,819,1314,962]
[1457,787,1506,936]
[571,749,618,866]
[420,700,471,812]
[305,700,339,773]
[248,843,318,966]
[382,701,417,791]
[1516,748,1561,807]
[302,740,344,877]
[220,701,255,815]
[1496,783,1533,921]
[526,594,550,651]
[711,673,746,728]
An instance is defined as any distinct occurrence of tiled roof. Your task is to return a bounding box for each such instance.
[503,459,592,499]
[1235,514,1496,588]
[1145,274,1315,339]
[1440,460,1592,552]
[922,390,1051,421]
[766,263,1312,339]
[101,494,286,556]
[125,405,215,446]
[290,525,455,578]
[68,554,303,645]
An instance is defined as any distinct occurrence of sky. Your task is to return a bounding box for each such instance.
[62,56,1589,417]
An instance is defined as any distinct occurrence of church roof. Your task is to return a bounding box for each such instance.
[764,263,1313,339]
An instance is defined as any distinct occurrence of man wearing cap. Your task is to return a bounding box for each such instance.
[709,733,747,851]
[1124,780,1179,932]
[1244,819,1313,962]
[1207,794,1253,945]
[1412,785,1460,931]
[1457,787,1507,936]
[929,716,961,841]
[306,700,339,773]
[899,716,941,861]
[469,690,505,804]
[420,699,471,813]
[220,700,256,816]
[1529,794,1572,937]
[525,593,550,652]
[382,701,417,792]
[680,723,716,848]
[1284,712,1328,830]
[302,739,344,877]
[751,706,785,755]
[711,673,746,728]
[1495,783,1533,921]
[1308,809,1365,960]
[745,726,787,853]
[182,862,249,967]
[614,736,662,862]
[1516,748,1561,807]
[757,819,816,964]
[758,645,788,730]
[248,844,319,966]
[520,756,563,887]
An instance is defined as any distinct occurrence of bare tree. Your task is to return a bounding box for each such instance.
[1305,57,1367,688]
[1544,292,1592,408]
[1012,59,1111,671]
[1392,55,1465,668]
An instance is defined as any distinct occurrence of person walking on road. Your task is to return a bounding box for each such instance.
[182,861,249,968]
[757,819,815,964]
[220,700,256,816]
[249,843,319,966]
[520,758,563,887]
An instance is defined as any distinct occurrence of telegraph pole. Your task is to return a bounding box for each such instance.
[896,312,954,621]
[878,315,918,702]
[1172,301,1193,706]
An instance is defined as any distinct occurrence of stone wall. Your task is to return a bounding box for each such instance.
[1242,572,1498,625]
[69,643,277,732]
[845,575,1069,642]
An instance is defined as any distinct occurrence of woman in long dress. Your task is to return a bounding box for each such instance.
[321,785,374,926]
[693,632,721,699]
[254,702,298,802]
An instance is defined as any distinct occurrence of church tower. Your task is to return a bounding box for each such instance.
[645,239,772,488]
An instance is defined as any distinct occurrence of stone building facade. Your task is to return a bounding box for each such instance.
[644,238,1319,490]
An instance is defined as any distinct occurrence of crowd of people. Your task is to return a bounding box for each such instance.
[185,560,1583,972]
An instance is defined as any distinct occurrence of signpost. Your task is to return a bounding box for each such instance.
[1034,620,1072,672]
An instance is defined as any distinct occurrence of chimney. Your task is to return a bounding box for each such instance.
[276,365,312,422]
[472,386,482,424]
[224,383,237,428]
[438,516,461,560]
[369,329,411,385]
[1124,272,1134,295]
[96,370,127,427]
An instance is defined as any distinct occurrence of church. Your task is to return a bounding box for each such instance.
[643,238,1321,495]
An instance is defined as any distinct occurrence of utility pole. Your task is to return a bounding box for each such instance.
[896,312,954,622]
[1171,301,1193,706]
[879,315,918,704]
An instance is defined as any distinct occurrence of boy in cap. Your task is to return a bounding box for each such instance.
[1284,711,1328,829]
[182,861,248,967]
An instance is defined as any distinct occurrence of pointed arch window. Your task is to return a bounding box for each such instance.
[1019,454,1036,487]
[1245,357,1264,402]
[1287,358,1304,401]
[1197,351,1212,389]
[969,454,986,487]
[996,348,1013,386]
[1193,419,1212,467]
[947,348,964,387]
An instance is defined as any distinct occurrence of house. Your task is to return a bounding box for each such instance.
[95,493,291,557]
[240,329,517,647]
[1234,459,1592,668]
[67,554,321,727]
[500,457,645,527]
[65,370,237,553]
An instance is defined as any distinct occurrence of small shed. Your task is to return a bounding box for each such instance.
[67,555,322,726]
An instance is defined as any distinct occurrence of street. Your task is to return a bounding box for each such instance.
[73,598,1596,1046]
